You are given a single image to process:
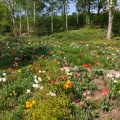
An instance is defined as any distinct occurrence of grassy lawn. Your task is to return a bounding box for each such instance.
[0,28,120,120]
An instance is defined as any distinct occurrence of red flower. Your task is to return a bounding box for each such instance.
[102,88,108,96]
[69,82,73,87]
[51,80,55,84]
[62,75,67,80]
[10,68,15,72]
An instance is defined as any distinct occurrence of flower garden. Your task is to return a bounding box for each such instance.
[0,29,120,120]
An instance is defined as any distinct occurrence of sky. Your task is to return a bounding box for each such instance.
[69,2,76,15]
[68,0,120,15]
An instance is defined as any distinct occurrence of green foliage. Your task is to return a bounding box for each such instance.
[112,12,120,36]
[0,2,11,34]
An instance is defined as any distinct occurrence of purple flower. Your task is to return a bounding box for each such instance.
[75,98,81,102]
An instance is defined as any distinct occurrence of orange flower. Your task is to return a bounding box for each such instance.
[56,60,60,65]
[95,61,100,65]
[63,83,69,89]
[69,82,73,87]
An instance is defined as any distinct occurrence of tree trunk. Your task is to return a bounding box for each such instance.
[26,0,29,35]
[51,6,54,33]
[77,11,79,26]
[106,0,114,40]
[12,11,17,37]
[86,1,91,26]
[7,0,17,37]
[34,1,35,27]
[65,0,68,29]
[19,9,22,35]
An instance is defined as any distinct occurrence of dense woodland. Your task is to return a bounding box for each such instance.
[0,0,120,39]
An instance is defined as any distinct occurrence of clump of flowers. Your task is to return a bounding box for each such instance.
[0,72,7,82]
[25,100,36,109]
[82,64,91,69]
[10,90,17,96]
[47,91,56,96]
[83,91,91,99]
[63,80,73,89]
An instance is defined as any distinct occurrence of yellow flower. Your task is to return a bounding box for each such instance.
[32,100,36,105]
[10,93,12,96]
[66,80,71,84]
[96,55,99,58]
[13,91,16,96]
[119,91,120,94]
[63,83,69,89]
[29,103,33,108]
[26,101,31,109]
[17,69,21,73]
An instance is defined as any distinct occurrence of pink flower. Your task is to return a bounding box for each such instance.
[76,72,80,77]
[86,91,90,95]
[14,62,18,66]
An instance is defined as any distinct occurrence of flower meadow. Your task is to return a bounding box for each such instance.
[0,29,120,120]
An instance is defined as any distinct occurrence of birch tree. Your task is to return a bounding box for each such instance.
[4,0,17,36]
[106,0,116,40]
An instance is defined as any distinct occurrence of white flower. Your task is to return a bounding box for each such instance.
[107,73,112,78]
[116,73,120,78]
[39,70,42,73]
[0,78,2,82]
[49,92,56,96]
[83,93,87,96]
[26,89,31,93]
[47,92,56,96]
[38,77,42,81]
[32,83,39,88]
[2,77,6,82]
[34,75,37,79]
[34,79,39,83]
[39,86,43,90]
[86,96,90,99]
[114,80,117,83]
[42,71,46,73]
[3,73,6,76]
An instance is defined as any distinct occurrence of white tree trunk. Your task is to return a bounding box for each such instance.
[51,6,54,33]
[6,0,17,36]
[26,0,29,35]
[106,0,114,40]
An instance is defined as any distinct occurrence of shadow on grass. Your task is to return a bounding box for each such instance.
[0,37,51,70]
